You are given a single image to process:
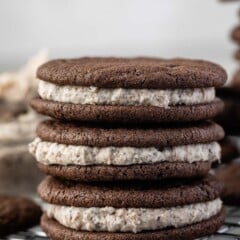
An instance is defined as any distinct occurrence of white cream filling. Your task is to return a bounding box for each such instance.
[29,138,220,166]
[46,198,222,233]
[38,80,215,107]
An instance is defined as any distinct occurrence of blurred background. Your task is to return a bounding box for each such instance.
[0,0,239,81]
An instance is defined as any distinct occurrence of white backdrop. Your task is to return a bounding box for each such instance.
[0,0,239,80]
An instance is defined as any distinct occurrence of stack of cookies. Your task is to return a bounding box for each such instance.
[29,58,227,239]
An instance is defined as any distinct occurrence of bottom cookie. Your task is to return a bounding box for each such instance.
[37,161,211,181]
[41,209,224,240]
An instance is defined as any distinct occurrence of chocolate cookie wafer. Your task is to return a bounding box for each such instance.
[29,120,224,181]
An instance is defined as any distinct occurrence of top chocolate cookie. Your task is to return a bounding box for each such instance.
[37,57,226,89]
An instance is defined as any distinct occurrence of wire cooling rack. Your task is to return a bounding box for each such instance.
[2,206,240,240]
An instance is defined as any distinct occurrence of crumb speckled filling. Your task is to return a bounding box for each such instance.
[38,80,216,108]
[46,198,222,233]
[29,138,221,166]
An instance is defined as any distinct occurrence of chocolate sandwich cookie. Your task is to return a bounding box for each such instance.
[216,161,240,206]
[31,57,226,123]
[29,119,224,181]
[39,175,224,240]
[232,25,240,43]
[0,195,41,236]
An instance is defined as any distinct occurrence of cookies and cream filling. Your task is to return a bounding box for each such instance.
[29,138,220,166]
[46,198,222,233]
[38,80,215,108]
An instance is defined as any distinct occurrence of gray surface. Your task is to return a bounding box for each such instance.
[2,206,240,240]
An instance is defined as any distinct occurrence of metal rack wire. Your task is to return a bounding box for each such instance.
[2,206,240,240]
